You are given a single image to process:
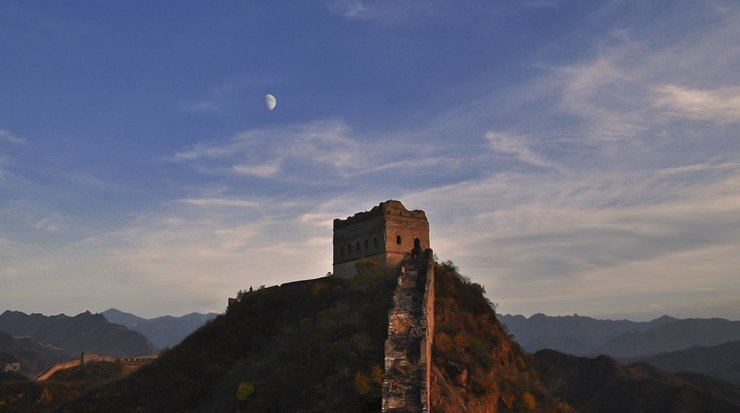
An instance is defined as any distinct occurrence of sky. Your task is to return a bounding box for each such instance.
[1,1,739,320]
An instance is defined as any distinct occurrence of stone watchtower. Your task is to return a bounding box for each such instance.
[333,200,430,278]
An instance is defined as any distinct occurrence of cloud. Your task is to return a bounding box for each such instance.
[180,198,262,209]
[653,84,740,123]
[34,216,60,232]
[172,119,427,184]
[327,0,366,18]
[404,155,740,317]
[326,0,445,24]
[0,129,25,144]
[486,131,563,172]
[232,161,281,177]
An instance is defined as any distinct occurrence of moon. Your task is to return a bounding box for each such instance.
[265,94,277,111]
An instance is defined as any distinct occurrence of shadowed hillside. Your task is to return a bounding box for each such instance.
[59,260,570,412]
[0,332,67,377]
[58,263,397,412]
[534,349,740,413]
[630,341,740,386]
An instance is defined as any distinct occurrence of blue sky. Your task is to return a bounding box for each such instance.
[1,1,739,320]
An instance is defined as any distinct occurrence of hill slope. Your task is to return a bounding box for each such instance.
[61,262,568,412]
[0,332,67,377]
[102,308,218,349]
[59,271,397,412]
[534,349,740,413]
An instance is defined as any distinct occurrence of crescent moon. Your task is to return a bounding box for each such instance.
[265,94,277,111]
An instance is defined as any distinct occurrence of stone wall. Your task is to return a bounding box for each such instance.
[382,248,434,412]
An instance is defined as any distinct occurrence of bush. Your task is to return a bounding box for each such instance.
[236,381,254,402]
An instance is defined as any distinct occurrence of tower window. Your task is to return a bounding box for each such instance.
[374,237,378,247]
[356,241,360,251]
[365,239,368,249]
[396,235,402,244]
[348,244,351,253]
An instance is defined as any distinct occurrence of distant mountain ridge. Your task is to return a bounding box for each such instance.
[0,310,156,359]
[102,308,218,349]
[629,340,740,386]
[499,313,740,358]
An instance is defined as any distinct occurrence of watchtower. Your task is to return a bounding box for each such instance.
[333,200,430,278]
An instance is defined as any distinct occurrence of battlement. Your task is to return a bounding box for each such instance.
[333,200,427,230]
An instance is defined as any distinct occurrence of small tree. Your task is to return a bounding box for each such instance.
[236,381,254,402]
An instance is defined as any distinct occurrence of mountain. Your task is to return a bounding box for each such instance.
[598,318,740,358]
[0,331,67,377]
[630,341,740,386]
[59,262,568,412]
[102,308,218,349]
[6,262,737,412]
[534,349,740,412]
[0,310,156,358]
[500,313,740,358]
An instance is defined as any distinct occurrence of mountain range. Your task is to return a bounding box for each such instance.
[499,313,740,358]
[0,310,156,376]
[24,262,740,412]
[2,275,739,411]
[629,341,740,386]
[102,308,218,349]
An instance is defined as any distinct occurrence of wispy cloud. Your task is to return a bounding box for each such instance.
[173,120,375,181]
[232,161,281,177]
[0,129,25,144]
[653,85,740,123]
[326,0,445,24]
[180,198,262,209]
[406,160,740,317]
[486,131,563,172]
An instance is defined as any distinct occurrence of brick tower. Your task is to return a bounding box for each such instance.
[332,200,430,278]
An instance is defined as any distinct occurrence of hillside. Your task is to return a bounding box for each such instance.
[430,262,568,412]
[58,268,398,412]
[0,361,131,413]
[102,308,218,349]
[0,332,67,377]
[630,341,740,386]
[534,349,740,412]
[59,261,569,412]
[0,311,156,358]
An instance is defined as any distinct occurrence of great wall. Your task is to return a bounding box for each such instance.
[34,352,157,382]
[332,200,435,413]
[382,249,434,412]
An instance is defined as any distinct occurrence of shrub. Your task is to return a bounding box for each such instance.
[236,381,254,402]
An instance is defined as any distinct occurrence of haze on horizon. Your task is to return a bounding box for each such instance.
[1,1,739,321]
